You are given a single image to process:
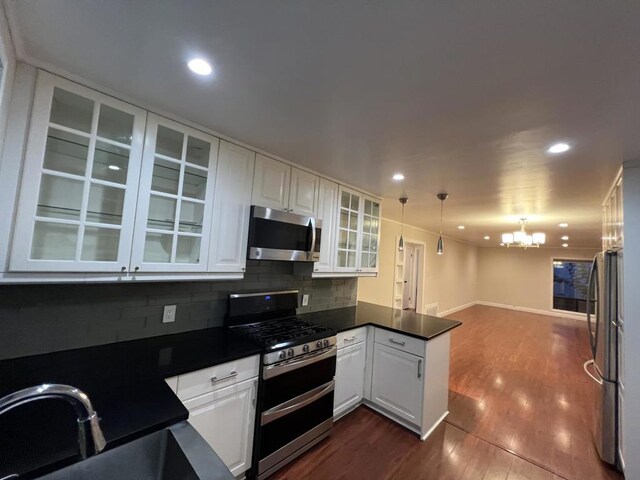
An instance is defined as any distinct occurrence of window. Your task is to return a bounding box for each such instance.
[553,259,593,313]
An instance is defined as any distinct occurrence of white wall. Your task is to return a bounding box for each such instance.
[357,218,478,315]
[476,247,599,317]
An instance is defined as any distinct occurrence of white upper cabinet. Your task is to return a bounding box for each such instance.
[252,154,290,210]
[130,114,219,272]
[314,178,338,273]
[10,72,147,272]
[208,140,255,273]
[289,167,318,215]
[335,186,381,273]
[4,69,381,282]
[252,155,319,215]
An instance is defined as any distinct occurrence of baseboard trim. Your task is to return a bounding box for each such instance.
[438,302,477,317]
[435,300,587,322]
[475,301,588,322]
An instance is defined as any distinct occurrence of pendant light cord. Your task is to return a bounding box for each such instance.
[439,199,443,234]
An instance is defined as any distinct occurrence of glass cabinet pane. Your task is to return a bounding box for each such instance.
[147,195,177,230]
[92,141,129,184]
[185,136,210,168]
[81,227,120,261]
[49,87,94,133]
[31,222,78,260]
[179,201,204,233]
[182,166,207,200]
[176,236,201,263]
[156,125,184,159]
[86,183,125,225]
[341,192,350,208]
[151,158,181,195]
[36,175,84,220]
[97,105,134,144]
[143,232,173,263]
[43,129,89,175]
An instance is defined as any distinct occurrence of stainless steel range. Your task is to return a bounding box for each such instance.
[226,290,336,479]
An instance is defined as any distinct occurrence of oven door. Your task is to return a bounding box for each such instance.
[258,346,336,476]
[248,206,322,262]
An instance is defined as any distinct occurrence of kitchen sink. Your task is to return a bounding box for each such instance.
[39,422,233,480]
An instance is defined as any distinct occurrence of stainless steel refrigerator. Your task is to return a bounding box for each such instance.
[584,250,621,466]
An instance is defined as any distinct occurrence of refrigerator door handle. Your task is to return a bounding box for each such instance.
[583,359,603,385]
[586,256,598,358]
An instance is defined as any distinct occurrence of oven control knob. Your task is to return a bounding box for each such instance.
[316,341,322,348]
[287,348,294,358]
[323,339,330,347]
[303,344,310,353]
[279,351,286,360]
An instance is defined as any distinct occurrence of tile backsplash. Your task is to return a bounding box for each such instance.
[0,261,357,360]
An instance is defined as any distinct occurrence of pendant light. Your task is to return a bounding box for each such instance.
[436,193,448,255]
[398,197,408,251]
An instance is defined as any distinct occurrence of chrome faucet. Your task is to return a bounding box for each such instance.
[0,384,107,459]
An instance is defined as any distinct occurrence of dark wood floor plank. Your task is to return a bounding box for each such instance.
[270,306,623,480]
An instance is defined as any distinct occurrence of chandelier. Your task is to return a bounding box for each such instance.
[502,218,545,248]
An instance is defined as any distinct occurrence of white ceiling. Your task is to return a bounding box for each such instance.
[7,0,640,248]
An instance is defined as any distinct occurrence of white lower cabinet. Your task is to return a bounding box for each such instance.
[170,355,259,478]
[184,378,257,478]
[334,340,366,418]
[371,342,423,426]
[333,326,451,442]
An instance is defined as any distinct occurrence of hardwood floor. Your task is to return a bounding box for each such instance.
[271,306,623,480]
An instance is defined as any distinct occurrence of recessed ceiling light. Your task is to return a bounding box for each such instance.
[458,225,465,230]
[547,142,571,154]
[558,223,569,228]
[187,58,213,76]
[562,243,569,248]
[483,235,490,240]
[561,235,569,241]
[108,165,120,171]
[392,173,405,181]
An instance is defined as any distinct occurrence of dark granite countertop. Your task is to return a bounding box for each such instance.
[301,301,462,340]
[0,302,459,478]
[0,328,262,479]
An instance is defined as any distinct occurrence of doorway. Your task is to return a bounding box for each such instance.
[393,238,425,313]
[402,243,420,310]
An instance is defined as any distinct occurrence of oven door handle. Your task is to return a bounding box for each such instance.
[263,345,336,379]
[261,380,335,426]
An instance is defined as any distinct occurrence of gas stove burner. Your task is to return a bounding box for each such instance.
[231,317,334,350]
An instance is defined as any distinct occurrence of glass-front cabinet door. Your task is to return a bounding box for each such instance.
[335,188,361,271]
[10,72,146,272]
[334,187,381,273]
[129,114,219,272]
[360,196,380,272]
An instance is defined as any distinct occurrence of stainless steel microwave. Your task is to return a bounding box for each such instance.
[247,206,322,262]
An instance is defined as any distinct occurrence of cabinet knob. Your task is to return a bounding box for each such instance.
[121,266,127,272]
[134,266,140,272]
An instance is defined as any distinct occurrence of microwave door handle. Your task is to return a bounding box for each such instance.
[308,217,316,260]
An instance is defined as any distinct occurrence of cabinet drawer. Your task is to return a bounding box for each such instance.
[374,328,424,357]
[177,355,260,401]
[337,327,367,348]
